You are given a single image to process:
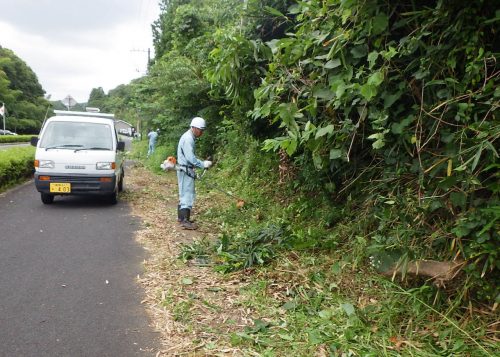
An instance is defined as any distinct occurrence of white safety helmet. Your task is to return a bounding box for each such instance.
[190,117,206,130]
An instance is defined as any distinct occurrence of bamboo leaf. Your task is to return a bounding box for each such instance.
[264,6,286,18]
[471,144,483,172]
[324,58,341,69]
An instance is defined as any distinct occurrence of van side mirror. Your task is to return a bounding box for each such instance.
[30,137,39,147]
[117,141,125,151]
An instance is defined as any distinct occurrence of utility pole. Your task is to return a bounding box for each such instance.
[0,102,5,134]
[130,48,151,73]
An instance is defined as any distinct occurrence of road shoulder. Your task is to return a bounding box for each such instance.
[124,165,249,355]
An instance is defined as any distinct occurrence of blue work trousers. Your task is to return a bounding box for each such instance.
[147,142,156,157]
[177,169,195,209]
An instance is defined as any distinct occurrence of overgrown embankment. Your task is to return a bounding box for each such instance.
[86,0,498,305]
[207,0,499,305]
[128,0,499,306]
[84,0,499,352]
[130,139,498,356]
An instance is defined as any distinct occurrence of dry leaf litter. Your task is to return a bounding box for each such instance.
[124,164,252,356]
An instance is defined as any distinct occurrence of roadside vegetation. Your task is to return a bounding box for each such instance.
[115,0,499,355]
[0,146,35,192]
[0,135,33,143]
[124,0,498,354]
[127,139,498,356]
[2,0,497,355]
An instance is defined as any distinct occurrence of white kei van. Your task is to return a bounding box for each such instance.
[31,110,125,204]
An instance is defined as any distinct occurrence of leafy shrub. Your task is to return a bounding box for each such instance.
[213,0,499,303]
[0,146,35,190]
[452,206,500,302]
[0,135,33,143]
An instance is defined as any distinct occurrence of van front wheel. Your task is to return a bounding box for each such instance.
[118,171,124,192]
[108,191,118,205]
[41,193,54,204]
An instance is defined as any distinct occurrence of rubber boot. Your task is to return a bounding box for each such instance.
[177,205,181,223]
[180,208,197,230]
[186,209,194,222]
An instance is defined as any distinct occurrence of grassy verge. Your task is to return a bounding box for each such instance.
[193,163,497,355]
[0,135,34,143]
[0,146,35,192]
[225,255,497,356]
[130,140,498,356]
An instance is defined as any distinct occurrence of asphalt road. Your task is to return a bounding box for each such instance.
[0,142,30,150]
[0,181,160,356]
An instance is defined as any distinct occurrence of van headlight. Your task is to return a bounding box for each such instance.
[39,160,55,168]
[96,162,115,170]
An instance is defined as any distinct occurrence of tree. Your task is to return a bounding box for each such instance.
[87,87,108,111]
[0,46,49,133]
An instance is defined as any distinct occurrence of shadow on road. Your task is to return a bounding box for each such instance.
[38,195,122,209]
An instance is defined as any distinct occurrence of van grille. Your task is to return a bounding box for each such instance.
[48,176,99,182]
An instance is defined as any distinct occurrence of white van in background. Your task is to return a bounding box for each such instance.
[31,110,125,204]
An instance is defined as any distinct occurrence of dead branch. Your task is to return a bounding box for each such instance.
[383,259,465,288]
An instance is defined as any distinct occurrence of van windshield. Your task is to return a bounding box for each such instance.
[39,121,113,150]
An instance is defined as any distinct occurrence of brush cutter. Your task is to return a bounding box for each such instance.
[199,172,246,208]
[160,156,246,208]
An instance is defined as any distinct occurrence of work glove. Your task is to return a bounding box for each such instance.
[203,160,212,169]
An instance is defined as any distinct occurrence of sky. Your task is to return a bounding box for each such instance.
[0,0,160,103]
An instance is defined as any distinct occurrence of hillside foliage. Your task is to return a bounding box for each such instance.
[158,0,497,303]
[4,0,497,354]
[81,0,499,305]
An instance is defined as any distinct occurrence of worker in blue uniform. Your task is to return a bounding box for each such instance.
[176,117,212,229]
[147,128,159,157]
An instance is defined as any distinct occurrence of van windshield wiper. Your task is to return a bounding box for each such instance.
[73,146,112,152]
[45,144,83,151]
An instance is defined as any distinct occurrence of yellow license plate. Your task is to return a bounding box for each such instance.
[50,183,71,193]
